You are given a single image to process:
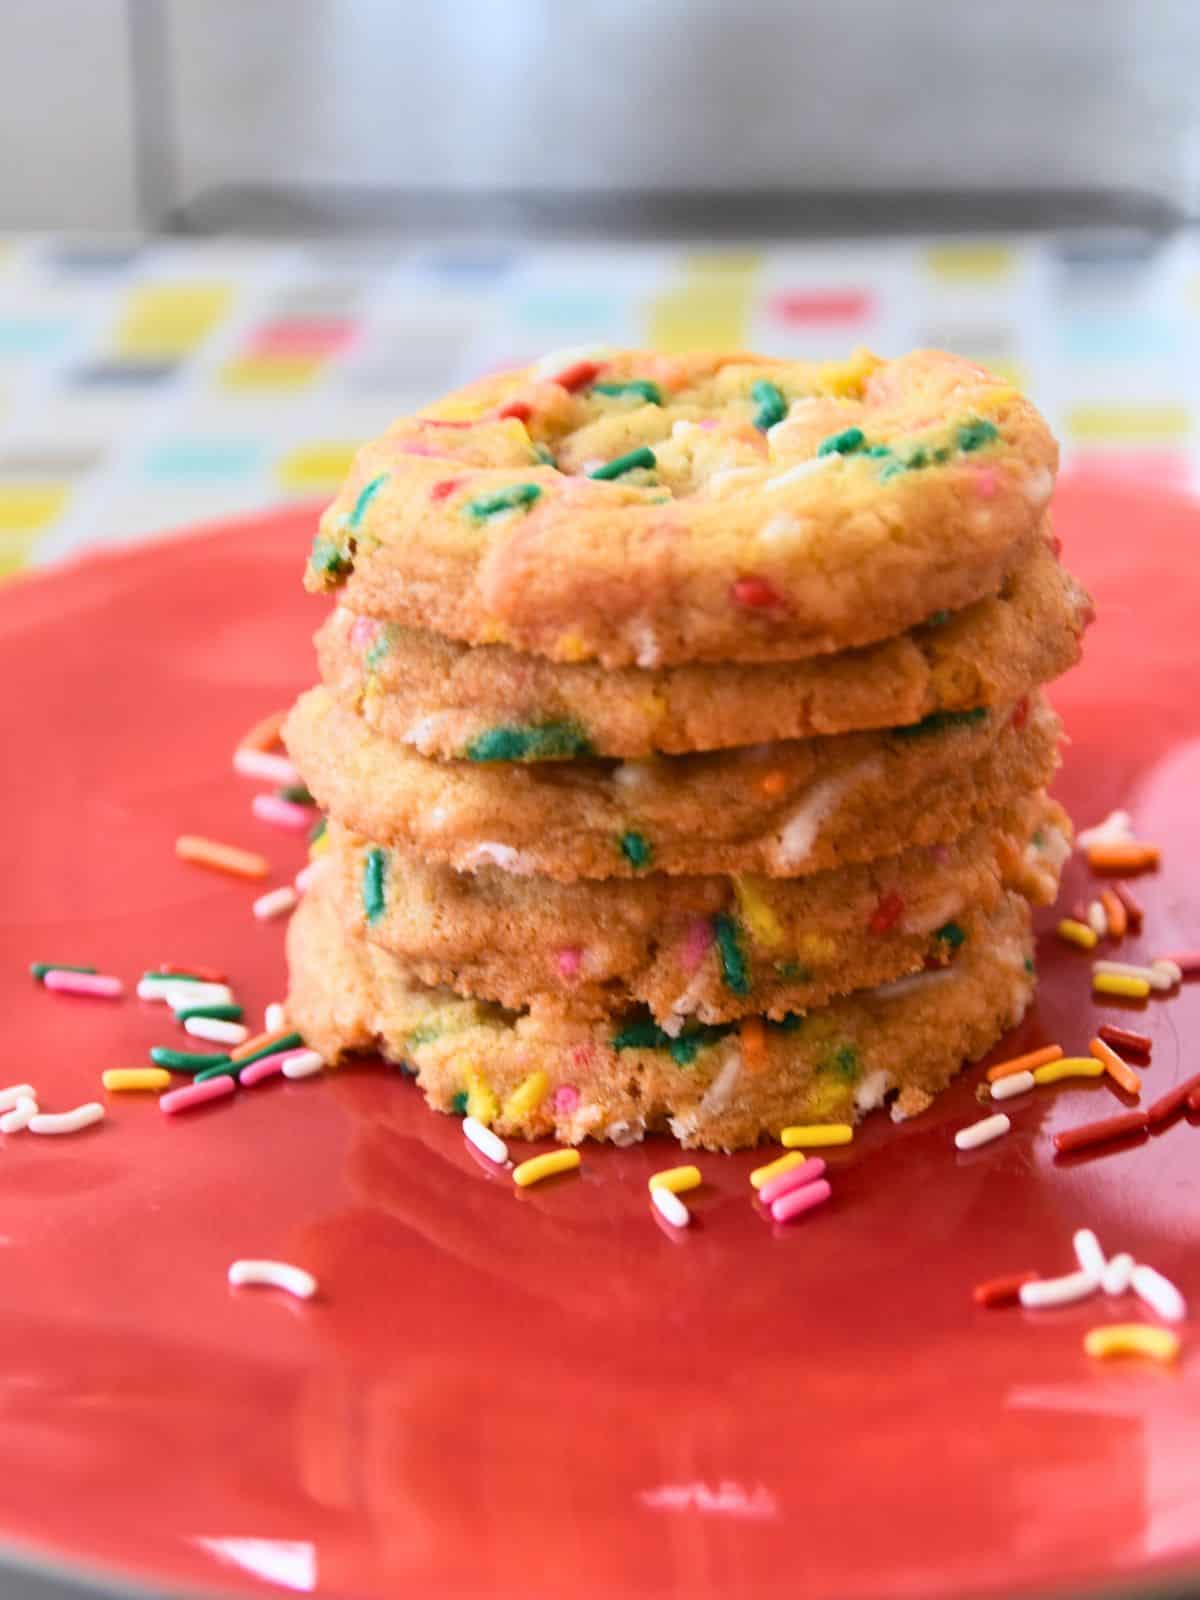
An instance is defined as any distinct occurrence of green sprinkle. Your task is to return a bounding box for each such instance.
[933,446,951,463]
[310,533,350,578]
[611,1016,731,1063]
[31,962,96,982]
[892,707,988,740]
[824,1044,860,1082]
[589,445,656,481]
[465,720,593,762]
[613,1018,673,1053]
[345,471,388,531]
[364,623,399,672]
[592,380,663,406]
[926,610,951,627]
[957,418,999,452]
[769,1013,804,1035]
[194,1061,243,1084]
[277,783,315,806]
[451,1090,468,1115]
[1024,957,1035,974]
[935,921,967,948]
[865,444,893,458]
[905,448,929,470]
[362,848,388,924]
[817,426,866,457]
[149,1047,230,1073]
[465,483,542,521]
[750,379,787,432]
[774,961,812,982]
[174,1004,244,1024]
[405,1021,443,1049]
[1032,829,1045,847]
[619,830,653,870]
[142,968,208,983]
[879,461,906,482]
[713,914,750,996]
[233,1032,303,1073]
[533,443,558,467]
[308,815,327,846]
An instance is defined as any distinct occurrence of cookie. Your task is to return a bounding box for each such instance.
[316,543,1089,760]
[286,872,1037,1151]
[284,686,1062,882]
[328,792,1068,1023]
[304,348,1057,668]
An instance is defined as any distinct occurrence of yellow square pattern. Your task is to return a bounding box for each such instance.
[115,283,233,357]
[276,442,361,491]
[222,355,324,390]
[648,253,760,352]
[925,244,1015,283]
[0,483,70,533]
[1067,405,1191,443]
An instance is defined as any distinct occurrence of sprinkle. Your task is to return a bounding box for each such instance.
[1084,1324,1180,1363]
[1086,900,1108,937]
[749,1150,807,1190]
[1073,1228,1108,1278]
[150,981,235,1008]
[593,379,663,406]
[1152,959,1183,986]
[463,1064,499,1125]
[502,1070,550,1121]
[892,707,988,740]
[0,1083,36,1113]
[1113,882,1145,928]
[1086,841,1160,873]
[764,458,834,491]
[42,969,123,999]
[463,1116,508,1164]
[770,1177,832,1224]
[276,783,314,807]
[29,1102,105,1136]
[430,476,465,503]
[1093,973,1151,999]
[150,1047,230,1073]
[739,1017,767,1071]
[102,1068,172,1092]
[935,920,966,948]
[512,1149,581,1188]
[176,835,269,880]
[228,1259,318,1300]
[731,574,785,611]
[712,915,749,995]
[280,1049,324,1080]
[239,1054,286,1087]
[1057,918,1098,950]
[264,1002,285,1033]
[651,1186,691,1228]
[0,1097,38,1134]
[758,1156,827,1208]
[30,962,96,982]
[253,885,299,922]
[956,418,999,452]
[955,1113,1011,1150]
[173,1003,243,1024]
[1019,1270,1099,1309]
[232,747,300,786]
[464,483,542,521]
[1145,1071,1200,1127]
[1130,1263,1187,1323]
[750,379,787,431]
[1154,948,1200,976]
[496,399,532,422]
[1102,1253,1135,1296]
[868,891,905,935]
[1089,1037,1142,1096]
[816,426,865,457]
[1053,1110,1148,1154]
[151,962,227,983]
[1033,1057,1105,1086]
[1097,1024,1151,1056]
[1099,889,1127,939]
[589,446,656,481]
[548,358,604,392]
[973,1271,1038,1308]
[295,862,318,893]
[184,1016,249,1046]
[556,947,583,980]
[160,1077,236,1114]
[1094,959,1176,992]
[991,1070,1035,1101]
[237,709,287,752]
[251,794,312,833]
[231,1029,302,1065]
[465,721,592,762]
[986,1044,1064,1083]
[780,1123,852,1149]
[619,831,653,870]
[648,1164,702,1195]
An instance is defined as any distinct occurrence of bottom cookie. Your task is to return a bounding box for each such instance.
[286,873,1036,1151]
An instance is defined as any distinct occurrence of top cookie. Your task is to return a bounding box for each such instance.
[305,346,1058,668]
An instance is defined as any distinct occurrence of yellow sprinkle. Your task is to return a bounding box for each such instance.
[1093,973,1151,998]
[733,877,784,948]
[749,1150,806,1190]
[1057,918,1098,950]
[512,1149,581,1188]
[648,1164,702,1194]
[463,1063,499,1126]
[1084,1323,1181,1364]
[101,1068,172,1092]
[478,620,509,646]
[555,632,589,662]
[795,930,837,964]
[308,830,331,859]
[813,346,881,396]
[1032,1057,1106,1085]
[969,385,1019,413]
[422,399,485,423]
[502,1070,549,1122]
[781,1123,853,1149]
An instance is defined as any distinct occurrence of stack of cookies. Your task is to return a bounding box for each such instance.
[284,347,1090,1149]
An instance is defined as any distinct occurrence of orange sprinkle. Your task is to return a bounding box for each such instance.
[739,1016,767,1072]
[1099,889,1127,939]
[238,709,288,752]
[231,1027,294,1064]
[757,770,788,799]
[175,835,269,880]
[985,1044,1064,1084]
[1089,1036,1142,1097]
[1086,842,1160,873]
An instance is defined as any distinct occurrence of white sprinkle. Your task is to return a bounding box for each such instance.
[991,1070,1035,1101]
[463,1116,508,1164]
[1101,1252,1135,1296]
[651,1186,690,1229]
[233,746,299,786]
[1022,466,1054,507]
[185,1016,249,1046]
[0,1083,36,1114]
[1152,959,1183,987]
[138,978,234,1007]
[228,1259,318,1300]
[1073,1228,1108,1279]
[0,1096,38,1133]
[706,466,759,494]
[253,885,299,922]
[955,1113,1011,1151]
[529,343,611,381]
[763,456,834,492]
[461,841,527,873]
[281,1049,324,1080]
[631,623,663,669]
[1086,900,1108,938]
[29,1102,105,1136]
[1019,1270,1100,1309]
[401,712,456,752]
[1131,1263,1187,1323]
[872,966,959,1002]
[1076,810,1135,850]
[265,1001,285,1033]
[294,862,318,893]
[698,1055,742,1118]
[773,772,854,868]
[1093,959,1175,991]
[756,513,806,545]
[853,1067,895,1115]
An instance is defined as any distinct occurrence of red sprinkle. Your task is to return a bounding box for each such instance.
[973,1270,1038,1308]
[420,418,473,429]
[552,359,604,393]
[732,576,785,611]
[1097,1024,1152,1057]
[1146,1071,1200,1128]
[156,963,227,984]
[1112,883,1145,928]
[497,399,533,423]
[868,891,905,935]
[1189,1087,1200,1113]
[1011,696,1030,730]
[430,478,465,502]
[1054,1110,1148,1154]
[1154,949,1200,977]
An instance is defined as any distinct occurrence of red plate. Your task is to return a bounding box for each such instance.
[0,479,1197,1600]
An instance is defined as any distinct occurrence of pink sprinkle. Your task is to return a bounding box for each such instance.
[43,970,123,999]
[553,1084,581,1114]
[240,1053,286,1087]
[252,793,313,832]
[972,467,998,498]
[698,418,720,431]
[430,477,466,502]
[770,1177,832,1224]
[350,616,380,651]
[295,862,319,893]
[556,947,584,979]
[234,747,299,786]
[758,1156,827,1208]
[160,1077,236,1115]
[681,918,714,975]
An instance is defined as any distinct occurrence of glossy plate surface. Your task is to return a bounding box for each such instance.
[0,480,1197,1600]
